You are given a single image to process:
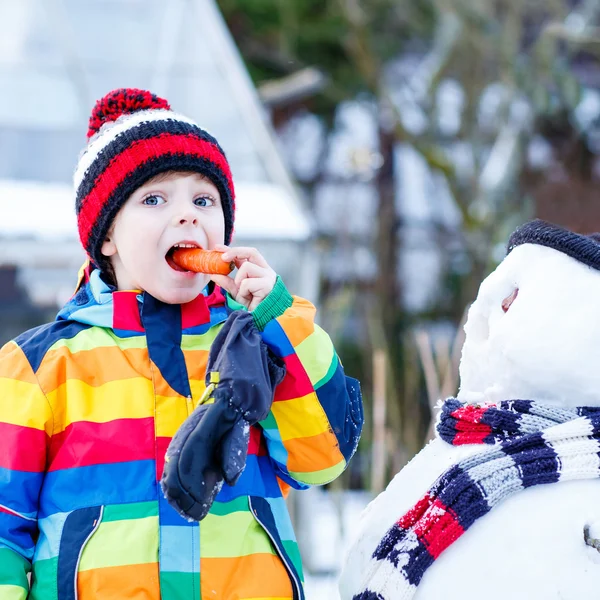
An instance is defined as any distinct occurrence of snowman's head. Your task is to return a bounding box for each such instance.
[458,220,600,408]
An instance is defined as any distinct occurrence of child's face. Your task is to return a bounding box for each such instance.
[101,171,226,304]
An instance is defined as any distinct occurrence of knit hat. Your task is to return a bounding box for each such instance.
[507,219,600,270]
[74,88,235,268]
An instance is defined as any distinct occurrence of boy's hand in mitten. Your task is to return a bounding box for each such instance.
[161,311,285,521]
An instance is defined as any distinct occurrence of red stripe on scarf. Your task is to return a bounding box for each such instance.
[452,405,492,445]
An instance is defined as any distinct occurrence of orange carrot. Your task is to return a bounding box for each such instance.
[171,248,234,275]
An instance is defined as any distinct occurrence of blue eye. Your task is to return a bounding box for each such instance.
[194,196,215,207]
[142,194,165,206]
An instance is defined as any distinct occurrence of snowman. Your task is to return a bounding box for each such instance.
[339,220,600,600]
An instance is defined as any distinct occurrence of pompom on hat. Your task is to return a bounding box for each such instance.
[74,88,235,269]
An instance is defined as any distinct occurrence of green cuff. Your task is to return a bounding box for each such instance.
[252,276,293,331]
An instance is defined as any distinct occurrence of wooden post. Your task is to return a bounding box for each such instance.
[371,349,387,494]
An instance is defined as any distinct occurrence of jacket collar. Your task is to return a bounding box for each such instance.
[57,269,227,332]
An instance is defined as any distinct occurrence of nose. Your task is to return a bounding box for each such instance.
[173,212,198,227]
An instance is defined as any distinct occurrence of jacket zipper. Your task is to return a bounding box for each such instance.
[248,498,302,600]
[73,506,104,600]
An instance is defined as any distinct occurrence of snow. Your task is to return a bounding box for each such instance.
[340,239,600,599]
[459,243,600,408]
[0,178,311,242]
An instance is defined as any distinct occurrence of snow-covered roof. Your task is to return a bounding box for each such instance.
[0,0,311,241]
[0,178,311,242]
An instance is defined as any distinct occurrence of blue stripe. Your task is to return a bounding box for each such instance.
[39,460,156,517]
[503,432,560,487]
[0,511,36,558]
[262,427,288,466]
[15,320,91,372]
[0,467,44,517]
[266,497,296,541]
[315,370,363,461]
[57,506,102,600]
[260,320,294,357]
[141,295,191,398]
[157,492,197,527]
[436,464,490,529]
[160,524,200,572]
[216,455,282,501]
[35,511,69,561]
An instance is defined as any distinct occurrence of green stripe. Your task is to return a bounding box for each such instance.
[50,327,147,353]
[314,352,339,390]
[78,517,159,570]
[30,556,58,600]
[282,540,304,581]
[201,511,276,558]
[0,547,29,591]
[181,326,221,351]
[290,459,346,485]
[252,276,293,331]
[160,571,200,600]
[209,495,248,516]
[259,412,278,430]
[102,501,158,522]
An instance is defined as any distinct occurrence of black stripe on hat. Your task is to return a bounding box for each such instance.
[507,219,600,271]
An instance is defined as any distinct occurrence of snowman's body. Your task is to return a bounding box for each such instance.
[340,232,600,600]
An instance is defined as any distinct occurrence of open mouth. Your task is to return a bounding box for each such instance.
[165,243,201,272]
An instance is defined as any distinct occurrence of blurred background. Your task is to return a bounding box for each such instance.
[2,0,600,595]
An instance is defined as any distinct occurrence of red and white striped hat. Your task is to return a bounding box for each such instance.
[74,88,235,268]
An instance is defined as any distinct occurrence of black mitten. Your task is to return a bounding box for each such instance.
[161,311,285,521]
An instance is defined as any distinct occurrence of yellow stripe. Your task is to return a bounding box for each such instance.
[155,394,190,437]
[0,377,52,433]
[79,516,158,570]
[48,378,154,433]
[188,379,207,404]
[294,326,335,386]
[181,328,221,351]
[270,392,330,441]
[201,512,276,558]
[1,585,27,600]
[290,459,346,485]
[49,327,147,353]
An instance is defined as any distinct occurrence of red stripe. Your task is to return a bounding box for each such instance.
[274,353,314,401]
[414,498,464,559]
[451,406,492,445]
[0,422,48,472]
[397,493,433,529]
[248,425,266,456]
[206,286,226,308]
[156,436,170,481]
[0,505,21,518]
[113,290,144,332]
[181,294,210,329]
[48,418,155,472]
[78,134,235,248]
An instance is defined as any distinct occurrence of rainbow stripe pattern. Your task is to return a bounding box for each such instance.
[0,271,363,600]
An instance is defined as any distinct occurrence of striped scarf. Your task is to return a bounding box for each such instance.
[354,398,600,600]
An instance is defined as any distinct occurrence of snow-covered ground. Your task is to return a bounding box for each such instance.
[295,488,374,598]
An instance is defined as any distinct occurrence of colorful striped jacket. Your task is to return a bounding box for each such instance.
[0,270,363,600]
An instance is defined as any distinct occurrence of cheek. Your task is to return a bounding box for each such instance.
[206,212,226,244]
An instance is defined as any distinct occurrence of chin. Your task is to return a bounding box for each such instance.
[147,279,209,305]
[158,288,204,305]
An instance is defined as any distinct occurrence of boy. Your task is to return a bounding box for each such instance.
[0,89,363,600]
